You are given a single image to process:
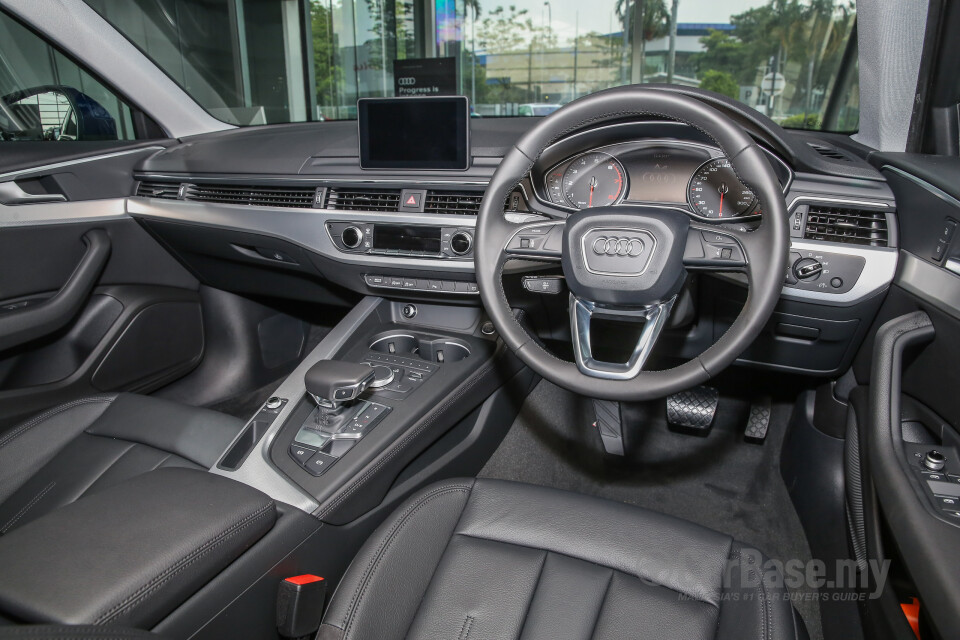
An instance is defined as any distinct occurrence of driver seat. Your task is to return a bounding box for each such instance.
[319,478,808,640]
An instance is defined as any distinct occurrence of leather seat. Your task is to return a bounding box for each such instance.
[0,393,244,534]
[319,478,809,640]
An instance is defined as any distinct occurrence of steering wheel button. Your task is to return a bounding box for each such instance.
[701,231,735,245]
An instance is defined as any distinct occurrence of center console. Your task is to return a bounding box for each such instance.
[211,296,528,525]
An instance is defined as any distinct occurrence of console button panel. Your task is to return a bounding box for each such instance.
[289,400,392,476]
[905,443,960,522]
[364,274,478,295]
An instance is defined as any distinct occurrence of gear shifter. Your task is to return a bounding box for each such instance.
[304,360,376,434]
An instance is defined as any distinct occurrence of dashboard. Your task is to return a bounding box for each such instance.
[125,110,900,376]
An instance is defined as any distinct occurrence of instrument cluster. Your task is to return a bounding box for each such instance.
[539,141,773,219]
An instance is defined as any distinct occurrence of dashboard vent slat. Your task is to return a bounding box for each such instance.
[326,188,401,211]
[136,181,181,199]
[424,190,484,216]
[184,184,316,208]
[803,206,889,247]
[808,143,851,162]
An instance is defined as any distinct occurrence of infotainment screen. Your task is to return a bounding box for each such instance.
[358,96,470,170]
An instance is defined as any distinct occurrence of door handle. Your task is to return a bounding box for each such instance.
[0,181,67,204]
[0,229,111,352]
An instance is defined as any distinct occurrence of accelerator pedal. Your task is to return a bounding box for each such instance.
[744,396,772,443]
[592,399,625,456]
[666,386,719,435]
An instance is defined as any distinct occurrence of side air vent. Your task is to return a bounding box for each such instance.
[804,206,889,246]
[184,184,316,208]
[424,190,484,215]
[808,143,850,162]
[326,188,401,211]
[136,181,181,199]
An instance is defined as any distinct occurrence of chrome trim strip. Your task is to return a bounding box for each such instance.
[127,198,478,272]
[786,194,895,212]
[570,295,675,380]
[210,296,384,512]
[0,198,128,227]
[897,252,960,318]
[0,146,166,182]
[780,240,898,304]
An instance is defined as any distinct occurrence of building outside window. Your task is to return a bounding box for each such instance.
[83,0,859,132]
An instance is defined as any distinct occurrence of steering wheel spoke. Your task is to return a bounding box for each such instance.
[502,220,565,261]
[682,222,752,272]
[570,295,675,380]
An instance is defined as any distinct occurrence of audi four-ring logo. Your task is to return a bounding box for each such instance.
[398,77,416,86]
[591,236,645,257]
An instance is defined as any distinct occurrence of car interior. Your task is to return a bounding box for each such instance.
[0,0,959,639]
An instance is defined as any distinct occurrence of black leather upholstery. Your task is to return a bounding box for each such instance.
[0,393,244,534]
[0,468,275,627]
[319,478,807,640]
[0,625,162,640]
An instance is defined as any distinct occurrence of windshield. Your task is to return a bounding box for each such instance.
[84,0,859,132]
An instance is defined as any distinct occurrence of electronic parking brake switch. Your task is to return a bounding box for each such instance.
[290,361,391,476]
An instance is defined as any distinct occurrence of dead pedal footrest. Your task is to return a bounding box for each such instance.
[666,386,719,433]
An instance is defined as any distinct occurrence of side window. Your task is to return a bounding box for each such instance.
[0,11,137,142]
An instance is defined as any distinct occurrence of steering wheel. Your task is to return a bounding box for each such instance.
[475,87,789,401]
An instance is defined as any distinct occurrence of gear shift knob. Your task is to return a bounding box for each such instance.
[304,360,376,408]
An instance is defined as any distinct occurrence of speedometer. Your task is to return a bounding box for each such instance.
[561,152,626,210]
[688,158,757,218]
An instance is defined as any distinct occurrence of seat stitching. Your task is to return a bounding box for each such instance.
[457,616,475,640]
[95,501,275,623]
[340,485,473,639]
[0,481,55,534]
[0,397,115,451]
[316,356,498,519]
[730,547,769,640]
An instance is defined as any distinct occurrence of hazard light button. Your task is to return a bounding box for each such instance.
[399,189,426,212]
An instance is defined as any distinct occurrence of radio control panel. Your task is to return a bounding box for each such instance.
[326,221,474,259]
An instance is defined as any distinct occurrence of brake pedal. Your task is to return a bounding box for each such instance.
[744,397,772,443]
[592,399,624,456]
[666,386,719,434]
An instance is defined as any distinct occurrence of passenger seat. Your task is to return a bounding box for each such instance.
[0,394,243,534]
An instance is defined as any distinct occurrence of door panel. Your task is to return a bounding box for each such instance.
[843,153,960,640]
[0,173,203,429]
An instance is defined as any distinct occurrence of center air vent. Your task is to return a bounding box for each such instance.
[184,184,317,208]
[136,181,180,199]
[803,206,889,246]
[326,188,401,211]
[424,190,483,215]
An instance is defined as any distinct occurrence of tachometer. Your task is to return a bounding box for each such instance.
[688,158,757,218]
[562,153,626,210]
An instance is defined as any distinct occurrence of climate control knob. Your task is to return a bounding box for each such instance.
[341,226,363,249]
[450,231,473,256]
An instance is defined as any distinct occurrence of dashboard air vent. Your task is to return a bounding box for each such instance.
[136,181,181,199]
[808,143,850,162]
[184,184,317,208]
[424,190,483,215]
[326,188,401,211]
[803,206,889,246]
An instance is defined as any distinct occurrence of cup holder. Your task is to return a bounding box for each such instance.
[369,332,471,364]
